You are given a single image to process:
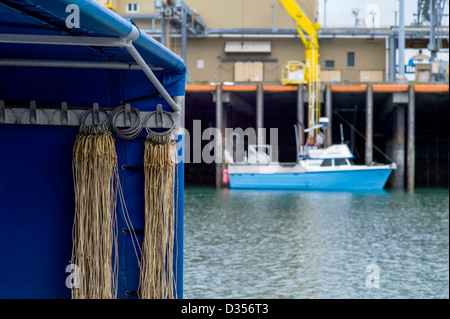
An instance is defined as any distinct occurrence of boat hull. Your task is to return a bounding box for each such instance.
[228,167,393,191]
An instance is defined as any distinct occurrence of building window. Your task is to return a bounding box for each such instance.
[347,52,355,67]
[126,3,139,13]
[325,60,335,68]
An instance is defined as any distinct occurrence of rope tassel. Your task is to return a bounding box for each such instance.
[139,133,177,299]
[71,126,119,299]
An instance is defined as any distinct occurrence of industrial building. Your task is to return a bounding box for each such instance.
[104,0,449,189]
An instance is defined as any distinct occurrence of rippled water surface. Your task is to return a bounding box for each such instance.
[183,187,449,299]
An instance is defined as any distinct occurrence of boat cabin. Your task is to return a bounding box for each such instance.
[301,144,355,168]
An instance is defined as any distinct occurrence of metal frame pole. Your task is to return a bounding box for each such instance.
[398,0,405,80]
[365,84,373,165]
[181,2,187,62]
[256,84,265,146]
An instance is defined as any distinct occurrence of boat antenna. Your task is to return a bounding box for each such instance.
[340,123,344,144]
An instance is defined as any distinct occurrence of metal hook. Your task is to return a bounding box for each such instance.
[92,102,100,126]
[61,101,68,125]
[144,104,175,136]
[29,100,37,124]
[0,100,5,123]
[79,103,109,130]
[156,104,165,128]
[124,103,132,127]
[109,104,143,140]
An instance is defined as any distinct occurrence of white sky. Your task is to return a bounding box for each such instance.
[317,1,449,65]
[318,0,449,27]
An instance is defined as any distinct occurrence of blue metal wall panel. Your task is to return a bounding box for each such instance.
[0,66,176,108]
[0,64,184,300]
[0,0,186,298]
[0,125,184,298]
[0,125,77,298]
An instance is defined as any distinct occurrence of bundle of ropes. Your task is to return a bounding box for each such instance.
[70,106,178,299]
[71,121,119,299]
[139,130,177,299]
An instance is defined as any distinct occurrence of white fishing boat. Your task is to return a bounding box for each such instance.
[227,142,396,191]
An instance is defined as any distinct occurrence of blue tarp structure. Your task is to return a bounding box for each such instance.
[0,0,185,298]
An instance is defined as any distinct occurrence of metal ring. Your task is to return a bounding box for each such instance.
[110,105,143,140]
[80,108,110,129]
[144,110,175,136]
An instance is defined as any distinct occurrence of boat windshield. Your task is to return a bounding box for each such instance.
[318,158,352,167]
[335,158,351,166]
[320,159,332,167]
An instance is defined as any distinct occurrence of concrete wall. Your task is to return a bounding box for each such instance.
[109,0,318,26]
[184,0,318,28]
[319,38,386,83]
[186,37,306,84]
[185,37,386,84]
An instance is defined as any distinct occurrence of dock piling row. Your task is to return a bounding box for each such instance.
[204,83,448,189]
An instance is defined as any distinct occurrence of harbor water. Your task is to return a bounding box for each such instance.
[183,187,449,299]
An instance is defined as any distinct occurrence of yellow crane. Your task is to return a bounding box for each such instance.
[97,0,117,12]
[280,0,322,144]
